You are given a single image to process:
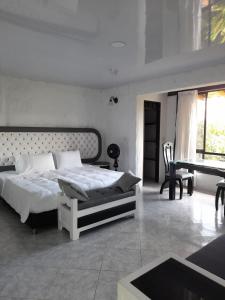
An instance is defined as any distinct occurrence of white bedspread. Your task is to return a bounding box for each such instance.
[1,165,123,223]
[0,171,18,194]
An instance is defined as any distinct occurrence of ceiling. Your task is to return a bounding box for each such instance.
[0,0,225,89]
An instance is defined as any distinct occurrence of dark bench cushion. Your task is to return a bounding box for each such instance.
[78,187,135,210]
[187,234,225,280]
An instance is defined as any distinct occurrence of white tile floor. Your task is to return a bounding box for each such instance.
[0,183,225,300]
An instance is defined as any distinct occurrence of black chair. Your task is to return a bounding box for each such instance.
[215,179,225,211]
[160,141,194,199]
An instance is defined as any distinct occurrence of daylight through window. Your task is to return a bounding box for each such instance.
[196,90,225,160]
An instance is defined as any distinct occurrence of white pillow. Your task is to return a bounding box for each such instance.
[29,153,55,172]
[15,154,30,173]
[15,153,55,173]
[54,150,82,169]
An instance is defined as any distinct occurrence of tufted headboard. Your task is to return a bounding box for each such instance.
[0,127,102,172]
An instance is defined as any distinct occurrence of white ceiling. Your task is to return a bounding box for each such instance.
[0,0,225,88]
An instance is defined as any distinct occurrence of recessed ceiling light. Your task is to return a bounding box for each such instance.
[111,41,126,48]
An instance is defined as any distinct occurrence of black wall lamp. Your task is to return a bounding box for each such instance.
[109,96,119,105]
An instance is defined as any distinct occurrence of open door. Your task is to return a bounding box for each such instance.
[143,101,161,183]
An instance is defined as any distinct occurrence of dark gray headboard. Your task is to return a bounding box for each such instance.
[0,127,102,172]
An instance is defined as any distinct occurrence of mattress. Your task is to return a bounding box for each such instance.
[1,165,124,223]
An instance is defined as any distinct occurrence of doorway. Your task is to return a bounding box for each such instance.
[143,101,161,182]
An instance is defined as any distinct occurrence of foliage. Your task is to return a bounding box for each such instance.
[197,121,225,161]
[210,1,225,44]
[201,1,225,45]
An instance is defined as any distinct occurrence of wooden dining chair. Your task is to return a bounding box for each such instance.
[215,179,225,211]
[160,141,194,199]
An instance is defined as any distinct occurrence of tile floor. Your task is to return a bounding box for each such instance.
[0,184,225,300]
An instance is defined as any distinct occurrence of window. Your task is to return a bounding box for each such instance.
[201,0,225,47]
[197,90,225,160]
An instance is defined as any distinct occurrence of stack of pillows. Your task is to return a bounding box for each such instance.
[15,150,82,173]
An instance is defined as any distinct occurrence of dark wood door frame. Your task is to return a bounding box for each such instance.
[155,102,161,182]
[143,101,161,182]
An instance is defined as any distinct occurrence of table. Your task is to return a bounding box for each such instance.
[169,159,225,200]
[91,161,110,169]
[118,254,225,300]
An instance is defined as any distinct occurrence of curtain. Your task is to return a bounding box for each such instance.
[175,90,198,161]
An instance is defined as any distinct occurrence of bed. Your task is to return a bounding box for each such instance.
[0,127,139,234]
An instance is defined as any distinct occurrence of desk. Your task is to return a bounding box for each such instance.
[118,254,225,300]
[169,159,225,200]
[91,161,110,169]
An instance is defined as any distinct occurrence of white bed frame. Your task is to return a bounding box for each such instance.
[58,187,140,240]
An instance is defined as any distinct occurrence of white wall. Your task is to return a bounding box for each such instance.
[0,75,102,128]
[0,74,107,160]
[196,174,220,194]
[99,86,135,171]
[101,62,225,184]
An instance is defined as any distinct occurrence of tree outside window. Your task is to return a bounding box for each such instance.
[196,90,225,161]
[201,0,225,47]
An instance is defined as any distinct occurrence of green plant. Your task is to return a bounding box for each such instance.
[210,1,225,43]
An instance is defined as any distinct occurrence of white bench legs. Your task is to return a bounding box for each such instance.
[58,195,80,241]
[70,198,80,240]
[58,193,137,241]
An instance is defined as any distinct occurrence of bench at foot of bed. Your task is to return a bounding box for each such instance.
[58,187,138,240]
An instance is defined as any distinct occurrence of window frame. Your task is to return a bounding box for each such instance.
[196,89,225,159]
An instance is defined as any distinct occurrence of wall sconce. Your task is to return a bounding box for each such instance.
[109,96,119,105]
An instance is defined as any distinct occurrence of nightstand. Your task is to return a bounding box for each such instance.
[91,161,110,169]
